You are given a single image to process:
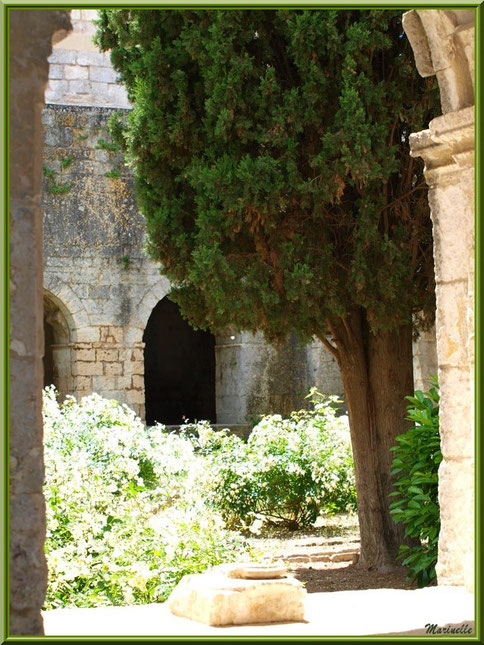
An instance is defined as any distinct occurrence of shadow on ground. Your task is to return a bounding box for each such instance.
[293,563,423,593]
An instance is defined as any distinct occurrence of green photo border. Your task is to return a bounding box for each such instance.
[1,0,481,641]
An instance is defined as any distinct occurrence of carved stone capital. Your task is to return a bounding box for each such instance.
[409,106,474,185]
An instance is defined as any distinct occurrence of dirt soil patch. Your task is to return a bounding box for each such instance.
[291,562,417,593]
[247,514,418,593]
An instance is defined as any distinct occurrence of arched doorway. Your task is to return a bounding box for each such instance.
[143,297,216,425]
[43,292,73,400]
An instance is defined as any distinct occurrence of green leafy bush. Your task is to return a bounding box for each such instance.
[198,390,357,531]
[389,377,441,586]
[43,388,251,609]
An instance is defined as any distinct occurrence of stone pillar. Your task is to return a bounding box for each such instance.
[215,331,344,425]
[403,9,474,591]
[71,332,145,419]
[9,9,72,635]
[412,326,438,392]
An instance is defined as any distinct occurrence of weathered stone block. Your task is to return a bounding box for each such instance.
[94,148,109,163]
[105,362,122,376]
[48,48,77,65]
[44,117,72,146]
[435,281,469,367]
[99,326,111,342]
[75,375,92,390]
[77,327,100,343]
[89,81,110,102]
[73,361,103,376]
[68,79,91,94]
[126,389,144,404]
[107,83,131,108]
[168,570,306,626]
[49,64,64,80]
[108,326,124,343]
[75,19,97,36]
[91,375,106,391]
[438,367,473,459]
[76,348,95,362]
[63,93,92,106]
[102,376,117,390]
[437,458,474,586]
[116,375,132,390]
[125,327,144,345]
[64,64,88,80]
[129,361,144,376]
[89,313,112,325]
[97,348,118,362]
[430,184,473,284]
[89,284,111,299]
[132,374,144,389]
[131,347,143,361]
[89,66,118,83]
[76,51,108,67]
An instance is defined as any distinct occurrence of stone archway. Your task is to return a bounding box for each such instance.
[143,297,216,426]
[43,291,74,401]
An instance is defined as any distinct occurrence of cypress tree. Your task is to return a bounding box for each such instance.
[95,9,439,570]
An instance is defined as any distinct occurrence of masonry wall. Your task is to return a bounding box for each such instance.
[42,104,167,419]
[216,331,345,425]
[41,10,347,426]
[45,10,130,109]
[42,103,346,423]
[412,327,438,392]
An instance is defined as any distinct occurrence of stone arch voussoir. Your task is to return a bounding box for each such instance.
[127,276,172,343]
[43,276,90,342]
[402,9,474,114]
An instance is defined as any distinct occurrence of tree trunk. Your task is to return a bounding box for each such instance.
[324,307,414,571]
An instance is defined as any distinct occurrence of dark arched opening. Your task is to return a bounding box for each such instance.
[143,298,216,425]
[43,292,72,399]
[43,318,56,388]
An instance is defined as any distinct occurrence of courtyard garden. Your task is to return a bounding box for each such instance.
[42,379,440,609]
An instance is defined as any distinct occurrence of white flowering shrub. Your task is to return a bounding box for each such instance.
[43,387,251,609]
[199,390,357,530]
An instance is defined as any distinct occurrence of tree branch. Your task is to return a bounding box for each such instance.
[382,182,427,214]
[318,333,339,360]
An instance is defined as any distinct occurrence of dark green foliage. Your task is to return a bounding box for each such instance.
[95,9,438,342]
[105,169,121,178]
[43,165,55,179]
[44,160,74,195]
[61,156,74,170]
[137,457,158,490]
[185,394,357,531]
[389,378,441,586]
[96,137,119,153]
[47,181,73,196]
[120,255,132,270]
